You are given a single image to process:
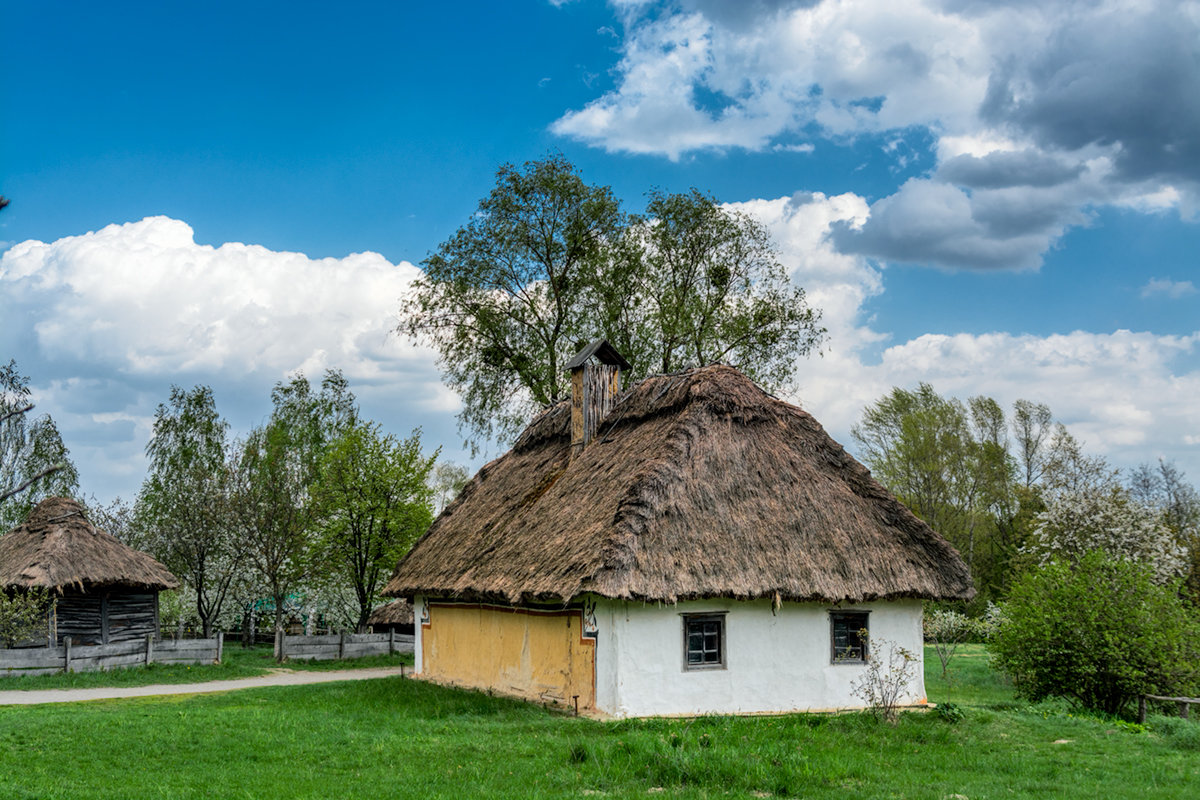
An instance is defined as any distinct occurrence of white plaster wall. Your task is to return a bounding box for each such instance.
[595,598,926,718]
[412,594,425,674]
[593,595,620,713]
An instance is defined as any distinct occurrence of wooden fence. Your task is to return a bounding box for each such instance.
[0,634,223,677]
[274,630,413,662]
[1138,693,1200,723]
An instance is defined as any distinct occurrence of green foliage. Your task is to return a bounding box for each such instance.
[0,360,79,528]
[1129,459,1200,603]
[990,551,1200,715]
[0,588,48,647]
[851,383,1021,601]
[594,188,823,391]
[137,385,244,638]
[850,383,1191,608]
[402,153,623,447]
[429,460,470,514]
[933,701,965,723]
[232,369,357,635]
[82,494,143,550]
[312,421,438,630]
[402,154,823,450]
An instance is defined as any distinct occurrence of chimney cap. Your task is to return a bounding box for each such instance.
[565,339,631,372]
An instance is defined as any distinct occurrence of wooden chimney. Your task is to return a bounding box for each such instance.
[566,340,631,458]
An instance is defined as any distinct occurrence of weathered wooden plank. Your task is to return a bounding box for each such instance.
[284,634,341,646]
[153,648,215,659]
[287,640,341,651]
[156,639,222,653]
[73,653,147,670]
[0,647,67,665]
[100,594,110,644]
[0,667,62,677]
[0,655,63,669]
[153,653,216,664]
[72,640,145,658]
[340,643,389,658]
[285,648,341,660]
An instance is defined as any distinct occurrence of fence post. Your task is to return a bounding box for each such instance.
[216,631,224,664]
[63,637,72,674]
[145,633,154,666]
[1138,696,1147,724]
[388,628,395,655]
[1181,701,1190,721]
[338,629,346,660]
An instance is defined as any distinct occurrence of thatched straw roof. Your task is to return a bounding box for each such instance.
[385,365,974,605]
[367,599,414,627]
[0,497,179,592]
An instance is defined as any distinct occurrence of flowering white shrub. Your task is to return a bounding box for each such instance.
[1026,487,1187,583]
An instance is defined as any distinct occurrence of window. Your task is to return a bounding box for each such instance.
[830,611,869,663]
[682,614,725,670]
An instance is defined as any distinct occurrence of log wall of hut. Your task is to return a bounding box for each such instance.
[53,589,160,646]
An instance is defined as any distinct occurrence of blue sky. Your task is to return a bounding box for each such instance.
[2,0,1199,505]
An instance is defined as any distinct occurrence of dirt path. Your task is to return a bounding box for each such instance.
[0,666,408,706]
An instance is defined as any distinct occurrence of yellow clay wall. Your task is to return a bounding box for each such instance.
[422,603,595,710]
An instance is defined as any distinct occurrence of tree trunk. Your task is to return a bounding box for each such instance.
[241,606,254,648]
[273,592,287,634]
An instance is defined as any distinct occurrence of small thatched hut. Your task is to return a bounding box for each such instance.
[384,344,973,717]
[0,497,179,646]
[366,599,414,635]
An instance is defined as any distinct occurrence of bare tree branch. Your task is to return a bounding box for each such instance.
[0,463,63,505]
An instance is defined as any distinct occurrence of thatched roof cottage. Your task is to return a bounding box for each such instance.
[0,497,179,646]
[384,343,973,717]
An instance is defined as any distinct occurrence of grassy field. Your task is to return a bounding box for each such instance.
[0,645,1197,799]
[0,643,412,691]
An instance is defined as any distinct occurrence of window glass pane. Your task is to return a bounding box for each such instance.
[684,616,724,668]
[831,612,868,662]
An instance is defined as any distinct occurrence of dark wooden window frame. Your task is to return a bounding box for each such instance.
[830,610,870,664]
[681,612,726,671]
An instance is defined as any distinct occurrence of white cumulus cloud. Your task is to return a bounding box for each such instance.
[0,217,457,502]
[556,0,1200,270]
[1141,278,1198,299]
[726,193,1200,477]
[1,216,437,384]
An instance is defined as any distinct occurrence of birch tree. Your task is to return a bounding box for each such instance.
[0,360,78,527]
[138,385,245,638]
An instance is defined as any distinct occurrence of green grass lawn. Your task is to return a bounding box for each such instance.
[0,644,412,691]
[924,642,1020,708]
[0,645,1196,799]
